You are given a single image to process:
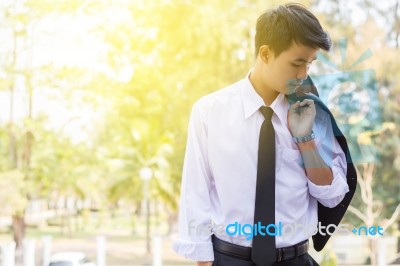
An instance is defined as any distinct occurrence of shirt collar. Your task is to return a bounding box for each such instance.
[240,70,289,124]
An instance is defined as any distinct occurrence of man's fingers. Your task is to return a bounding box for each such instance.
[300,99,314,106]
[290,101,301,108]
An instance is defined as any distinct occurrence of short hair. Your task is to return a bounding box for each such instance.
[255,3,331,58]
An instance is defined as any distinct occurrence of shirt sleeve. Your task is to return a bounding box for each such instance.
[172,101,214,262]
[307,111,350,208]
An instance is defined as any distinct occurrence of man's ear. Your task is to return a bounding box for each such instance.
[259,45,272,64]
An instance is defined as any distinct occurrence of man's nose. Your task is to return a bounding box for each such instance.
[296,65,309,80]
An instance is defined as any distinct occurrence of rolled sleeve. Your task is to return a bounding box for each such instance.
[173,239,214,262]
[307,159,349,207]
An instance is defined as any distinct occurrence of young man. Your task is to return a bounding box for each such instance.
[173,3,355,266]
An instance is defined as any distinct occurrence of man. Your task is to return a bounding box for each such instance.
[173,3,354,265]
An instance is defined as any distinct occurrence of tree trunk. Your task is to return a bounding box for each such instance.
[67,212,72,238]
[394,0,399,49]
[397,220,400,254]
[369,238,377,266]
[12,214,25,249]
[166,211,177,236]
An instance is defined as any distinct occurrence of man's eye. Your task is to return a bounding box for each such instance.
[291,63,302,67]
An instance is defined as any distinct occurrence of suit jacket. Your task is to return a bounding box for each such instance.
[288,76,357,251]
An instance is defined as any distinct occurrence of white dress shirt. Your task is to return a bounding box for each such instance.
[173,73,350,262]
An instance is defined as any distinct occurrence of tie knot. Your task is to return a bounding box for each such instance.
[260,106,273,120]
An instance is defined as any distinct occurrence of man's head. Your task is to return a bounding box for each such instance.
[253,3,331,96]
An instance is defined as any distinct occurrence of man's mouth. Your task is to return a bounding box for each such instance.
[290,83,302,87]
[285,84,302,94]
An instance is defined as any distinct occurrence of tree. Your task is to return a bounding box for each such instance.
[313,0,400,262]
[0,0,107,245]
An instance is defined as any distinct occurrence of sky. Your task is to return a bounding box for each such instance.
[0,7,110,143]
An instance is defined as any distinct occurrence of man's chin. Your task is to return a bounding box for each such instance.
[283,89,296,96]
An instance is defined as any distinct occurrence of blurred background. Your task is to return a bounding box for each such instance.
[0,0,399,265]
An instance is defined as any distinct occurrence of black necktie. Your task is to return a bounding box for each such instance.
[251,106,276,265]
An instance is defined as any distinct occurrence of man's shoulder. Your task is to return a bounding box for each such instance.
[194,79,243,111]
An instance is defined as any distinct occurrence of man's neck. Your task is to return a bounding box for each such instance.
[248,69,279,106]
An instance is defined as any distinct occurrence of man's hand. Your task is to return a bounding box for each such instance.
[196,262,212,266]
[287,99,316,137]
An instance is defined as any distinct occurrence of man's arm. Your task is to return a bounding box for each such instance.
[288,99,349,207]
[172,102,215,262]
[296,129,349,208]
[296,140,333,185]
[289,99,333,185]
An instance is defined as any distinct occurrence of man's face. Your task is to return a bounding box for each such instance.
[262,42,319,95]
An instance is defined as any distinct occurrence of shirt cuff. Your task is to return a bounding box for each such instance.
[307,165,350,207]
[172,238,214,262]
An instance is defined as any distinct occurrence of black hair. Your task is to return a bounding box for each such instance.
[255,3,331,58]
